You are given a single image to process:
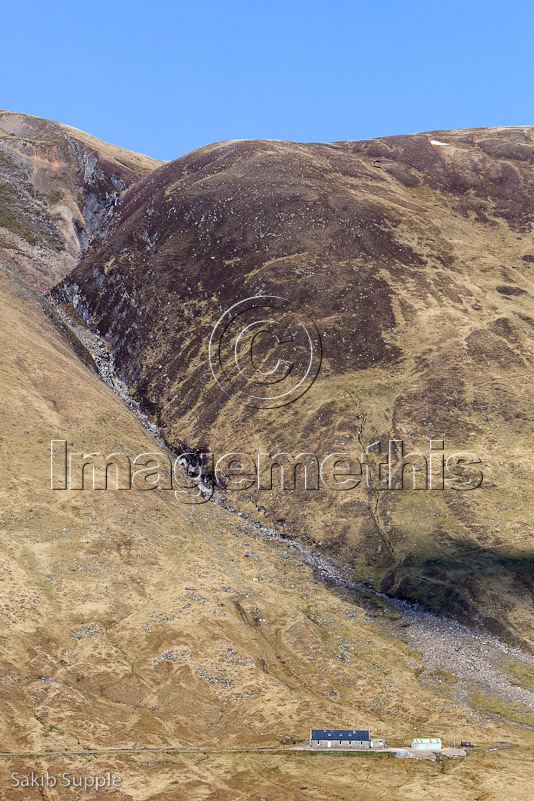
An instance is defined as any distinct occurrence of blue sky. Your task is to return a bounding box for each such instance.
[1,0,533,161]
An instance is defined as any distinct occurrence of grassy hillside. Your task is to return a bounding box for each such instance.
[1,115,534,798]
[1,267,534,798]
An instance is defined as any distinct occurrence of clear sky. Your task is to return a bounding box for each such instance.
[2,0,533,161]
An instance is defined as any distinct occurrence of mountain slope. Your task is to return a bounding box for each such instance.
[6,265,534,798]
[0,111,162,289]
[54,128,534,648]
[2,114,534,798]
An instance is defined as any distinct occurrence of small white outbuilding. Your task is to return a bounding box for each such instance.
[412,738,442,751]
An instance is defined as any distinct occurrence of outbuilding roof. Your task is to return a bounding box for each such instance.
[412,738,441,744]
[311,729,370,741]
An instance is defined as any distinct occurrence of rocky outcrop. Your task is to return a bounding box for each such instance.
[0,111,162,288]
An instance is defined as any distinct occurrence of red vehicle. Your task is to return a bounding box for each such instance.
[461,741,478,748]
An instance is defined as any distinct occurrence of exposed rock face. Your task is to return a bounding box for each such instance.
[0,111,162,288]
[54,127,534,646]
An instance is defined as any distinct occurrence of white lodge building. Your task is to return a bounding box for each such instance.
[310,729,372,749]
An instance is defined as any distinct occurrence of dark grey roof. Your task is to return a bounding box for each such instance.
[311,729,370,741]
